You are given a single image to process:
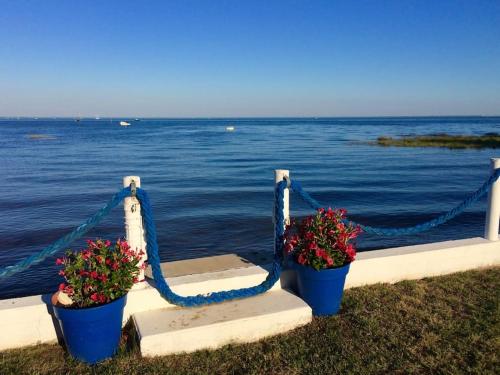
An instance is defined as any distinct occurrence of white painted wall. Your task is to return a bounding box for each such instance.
[345,237,499,288]
[0,237,498,352]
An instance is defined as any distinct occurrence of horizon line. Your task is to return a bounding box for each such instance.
[1,114,499,120]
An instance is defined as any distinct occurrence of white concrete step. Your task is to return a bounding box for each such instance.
[133,289,312,356]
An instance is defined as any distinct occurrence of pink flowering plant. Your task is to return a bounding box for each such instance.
[56,239,145,308]
[284,208,362,270]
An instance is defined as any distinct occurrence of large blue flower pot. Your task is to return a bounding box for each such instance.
[295,263,350,316]
[54,295,126,364]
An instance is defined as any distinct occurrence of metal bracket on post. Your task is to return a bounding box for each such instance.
[130,180,137,198]
[283,175,291,189]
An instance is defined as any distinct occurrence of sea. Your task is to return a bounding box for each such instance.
[0,116,499,299]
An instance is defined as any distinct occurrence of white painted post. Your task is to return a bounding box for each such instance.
[275,170,295,290]
[123,176,147,281]
[274,169,290,229]
[484,158,500,241]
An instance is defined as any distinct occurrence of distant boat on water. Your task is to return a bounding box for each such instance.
[120,121,131,126]
[226,126,235,132]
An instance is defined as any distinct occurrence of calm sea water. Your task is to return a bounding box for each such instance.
[0,117,499,299]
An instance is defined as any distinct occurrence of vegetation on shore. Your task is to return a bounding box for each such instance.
[1,267,498,374]
[374,132,500,149]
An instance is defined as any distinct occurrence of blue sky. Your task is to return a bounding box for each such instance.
[1,0,499,117]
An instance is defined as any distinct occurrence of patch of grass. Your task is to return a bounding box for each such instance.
[1,267,499,374]
[374,133,500,149]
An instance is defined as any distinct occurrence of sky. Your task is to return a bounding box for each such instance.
[0,0,499,117]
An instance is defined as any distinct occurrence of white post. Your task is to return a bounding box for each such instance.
[484,158,500,241]
[123,176,147,281]
[274,169,290,229]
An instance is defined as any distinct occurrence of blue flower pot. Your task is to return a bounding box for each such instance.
[294,263,350,316]
[53,295,126,364]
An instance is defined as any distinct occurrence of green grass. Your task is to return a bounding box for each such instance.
[1,267,499,374]
[374,133,500,149]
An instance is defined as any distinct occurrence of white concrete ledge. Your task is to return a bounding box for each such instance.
[134,289,311,356]
[0,236,498,352]
[125,265,281,320]
[0,264,278,351]
[345,237,500,288]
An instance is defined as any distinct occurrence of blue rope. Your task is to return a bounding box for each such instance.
[2,167,497,304]
[0,183,285,307]
[135,181,286,307]
[290,168,500,236]
[0,187,132,280]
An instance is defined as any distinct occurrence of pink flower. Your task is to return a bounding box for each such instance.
[57,238,152,307]
[86,239,98,249]
[315,248,325,258]
[81,250,92,260]
[284,207,359,271]
[297,254,306,265]
[79,269,89,277]
[118,240,130,252]
[306,242,318,251]
[345,244,356,262]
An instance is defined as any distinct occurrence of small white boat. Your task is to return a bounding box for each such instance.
[120,121,131,126]
[225,126,235,132]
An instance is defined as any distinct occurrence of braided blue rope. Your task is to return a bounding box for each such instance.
[3,167,496,301]
[0,187,132,280]
[291,168,500,236]
[0,183,285,307]
[135,181,286,307]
